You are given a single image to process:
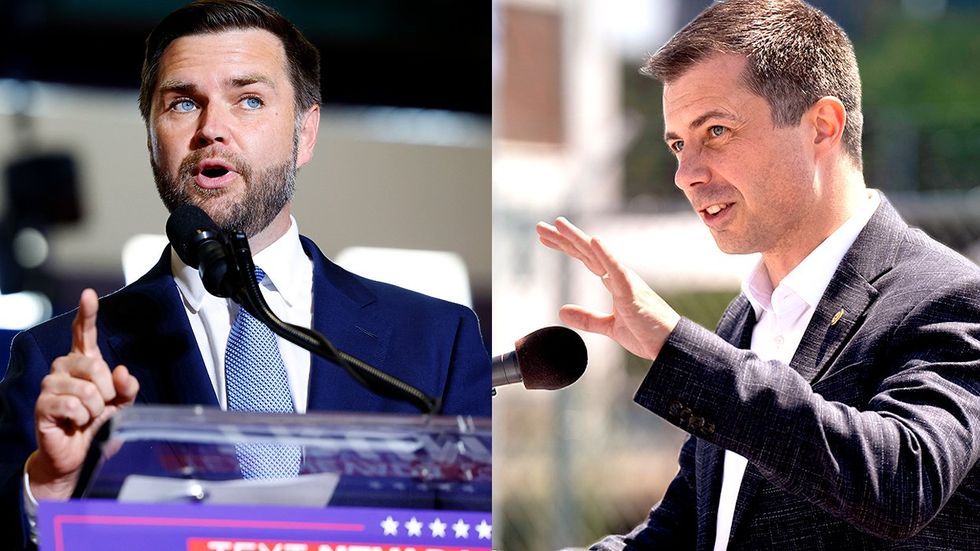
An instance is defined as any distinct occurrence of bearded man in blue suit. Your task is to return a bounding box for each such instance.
[0,1,489,548]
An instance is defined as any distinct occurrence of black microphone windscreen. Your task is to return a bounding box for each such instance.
[166,204,219,268]
[515,326,588,390]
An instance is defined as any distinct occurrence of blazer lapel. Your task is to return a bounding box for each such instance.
[301,237,391,411]
[788,265,878,382]
[788,195,905,383]
[101,247,217,406]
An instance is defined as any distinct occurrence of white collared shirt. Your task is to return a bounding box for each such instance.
[171,215,314,413]
[712,191,880,550]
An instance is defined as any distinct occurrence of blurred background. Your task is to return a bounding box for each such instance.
[492,0,980,548]
[0,0,491,369]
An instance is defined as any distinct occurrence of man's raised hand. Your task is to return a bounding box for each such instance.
[26,289,139,500]
[536,217,681,361]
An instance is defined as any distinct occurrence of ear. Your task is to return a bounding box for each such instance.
[296,103,321,168]
[807,96,846,157]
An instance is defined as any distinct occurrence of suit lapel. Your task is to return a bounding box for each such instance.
[788,265,878,382]
[788,196,905,383]
[301,237,391,411]
[101,247,217,406]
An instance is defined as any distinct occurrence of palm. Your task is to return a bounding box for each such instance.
[36,404,116,476]
[540,218,680,361]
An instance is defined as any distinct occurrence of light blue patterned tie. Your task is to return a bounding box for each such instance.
[225,267,301,479]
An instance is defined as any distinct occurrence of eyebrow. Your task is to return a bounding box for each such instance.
[664,109,740,142]
[157,74,277,96]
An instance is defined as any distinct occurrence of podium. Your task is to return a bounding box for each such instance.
[38,405,491,551]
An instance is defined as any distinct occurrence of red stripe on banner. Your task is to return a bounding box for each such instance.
[186,541,492,551]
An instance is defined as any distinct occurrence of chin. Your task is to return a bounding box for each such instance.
[711,234,756,256]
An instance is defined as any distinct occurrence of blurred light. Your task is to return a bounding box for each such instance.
[12,228,48,269]
[335,247,472,307]
[0,291,52,329]
[331,107,490,148]
[122,234,170,284]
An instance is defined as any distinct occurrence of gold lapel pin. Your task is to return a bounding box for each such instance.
[830,308,845,326]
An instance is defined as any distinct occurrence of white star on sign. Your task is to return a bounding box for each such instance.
[429,517,447,538]
[381,515,399,536]
[476,520,492,540]
[452,519,470,538]
[405,517,423,537]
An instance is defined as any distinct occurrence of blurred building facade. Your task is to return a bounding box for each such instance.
[0,1,492,366]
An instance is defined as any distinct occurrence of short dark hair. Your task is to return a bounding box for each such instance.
[139,0,321,123]
[644,0,863,168]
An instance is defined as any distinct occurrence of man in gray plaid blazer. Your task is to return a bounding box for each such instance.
[538,0,980,549]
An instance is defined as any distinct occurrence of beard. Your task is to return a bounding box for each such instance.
[152,144,297,238]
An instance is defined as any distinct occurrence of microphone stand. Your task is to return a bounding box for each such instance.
[224,231,440,415]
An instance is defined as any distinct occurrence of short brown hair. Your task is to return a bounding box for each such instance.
[138,0,321,122]
[644,0,863,168]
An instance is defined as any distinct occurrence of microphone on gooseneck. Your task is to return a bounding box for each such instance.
[165,204,242,299]
[492,326,588,390]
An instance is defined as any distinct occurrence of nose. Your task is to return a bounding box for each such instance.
[194,105,229,148]
[674,149,710,190]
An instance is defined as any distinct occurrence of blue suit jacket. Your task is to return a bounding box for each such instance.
[591,197,980,550]
[0,235,489,548]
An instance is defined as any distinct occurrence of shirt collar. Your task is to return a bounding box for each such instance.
[171,215,309,311]
[742,190,880,319]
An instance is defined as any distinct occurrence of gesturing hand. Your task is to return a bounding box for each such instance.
[26,289,139,501]
[536,217,681,361]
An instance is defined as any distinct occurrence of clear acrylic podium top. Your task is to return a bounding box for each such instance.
[76,404,491,512]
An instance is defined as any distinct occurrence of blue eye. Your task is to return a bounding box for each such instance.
[670,140,685,153]
[242,96,263,110]
[709,125,727,137]
[172,99,196,113]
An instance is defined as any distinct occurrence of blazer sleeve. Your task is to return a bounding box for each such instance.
[588,435,699,550]
[0,331,57,551]
[633,276,980,540]
[437,304,491,417]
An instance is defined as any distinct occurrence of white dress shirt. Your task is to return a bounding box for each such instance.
[713,191,880,550]
[171,215,314,413]
[24,216,315,543]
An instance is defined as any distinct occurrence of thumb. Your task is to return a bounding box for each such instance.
[111,365,140,406]
[559,304,614,337]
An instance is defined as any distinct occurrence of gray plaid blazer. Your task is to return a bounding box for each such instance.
[592,196,980,550]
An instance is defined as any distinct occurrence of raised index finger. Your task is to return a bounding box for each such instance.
[71,289,101,359]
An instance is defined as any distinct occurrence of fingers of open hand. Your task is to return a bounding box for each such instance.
[559,304,614,336]
[590,237,634,296]
[537,219,605,275]
[71,289,101,359]
[37,374,106,428]
[51,354,116,403]
[111,365,139,406]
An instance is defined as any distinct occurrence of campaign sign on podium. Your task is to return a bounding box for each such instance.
[37,405,491,551]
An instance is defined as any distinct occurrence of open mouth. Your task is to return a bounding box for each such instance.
[193,159,237,189]
[201,166,229,178]
[702,203,732,216]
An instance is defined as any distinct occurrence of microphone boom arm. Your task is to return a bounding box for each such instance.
[225,232,441,415]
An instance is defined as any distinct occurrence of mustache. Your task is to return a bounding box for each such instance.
[177,147,251,182]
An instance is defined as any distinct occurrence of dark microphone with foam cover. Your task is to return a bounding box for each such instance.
[492,326,588,390]
[165,204,240,298]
